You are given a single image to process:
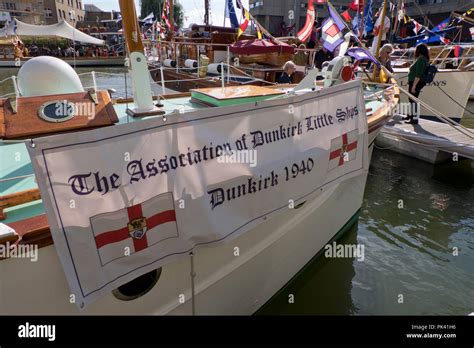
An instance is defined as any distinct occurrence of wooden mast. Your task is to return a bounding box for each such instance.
[118,0,162,116]
[170,0,174,32]
[371,0,388,81]
[204,0,210,26]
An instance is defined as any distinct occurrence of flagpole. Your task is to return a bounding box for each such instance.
[170,0,174,32]
[360,0,364,41]
[371,0,388,81]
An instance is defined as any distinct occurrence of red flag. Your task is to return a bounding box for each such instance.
[349,0,364,11]
[341,10,352,22]
[297,0,316,42]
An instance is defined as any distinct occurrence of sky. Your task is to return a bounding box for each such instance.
[84,0,250,28]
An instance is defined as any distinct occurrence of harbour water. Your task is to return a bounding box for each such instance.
[1,67,472,315]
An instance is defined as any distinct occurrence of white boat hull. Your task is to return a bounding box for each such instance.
[394,69,474,122]
[0,152,372,315]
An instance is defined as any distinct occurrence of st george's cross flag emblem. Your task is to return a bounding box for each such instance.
[91,192,178,266]
[328,129,358,171]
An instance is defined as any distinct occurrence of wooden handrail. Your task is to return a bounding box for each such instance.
[0,188,41,220]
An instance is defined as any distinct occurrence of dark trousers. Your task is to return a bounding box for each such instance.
[408,80,426,120]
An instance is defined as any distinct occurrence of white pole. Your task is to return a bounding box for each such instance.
[11,76,19,98]
[160,64,166,95]
[221,62,225,91]
[91,71,97,91]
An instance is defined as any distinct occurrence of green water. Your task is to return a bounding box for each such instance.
[0,67,473,315]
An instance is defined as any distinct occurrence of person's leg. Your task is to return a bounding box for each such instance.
[411,81,425,124]
[405,81,416,122]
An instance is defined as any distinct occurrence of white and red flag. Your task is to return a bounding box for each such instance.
[349,0,364,11]
[328,129,358,171]
[297,0,316,42]
[412,19,423,34]
[92,193,178,266]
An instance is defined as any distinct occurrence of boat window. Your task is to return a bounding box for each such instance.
[112,268,162,301]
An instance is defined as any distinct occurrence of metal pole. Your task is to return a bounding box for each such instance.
[160,64,166,95]
[221,62,225,91]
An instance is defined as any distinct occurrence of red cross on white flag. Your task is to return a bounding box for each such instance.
[328,129,359,171]
[91,192,178,266]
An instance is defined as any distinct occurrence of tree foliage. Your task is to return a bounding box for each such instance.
[140,0,184,28]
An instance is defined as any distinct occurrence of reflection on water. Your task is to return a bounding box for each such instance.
[0,66,473,315]
[260,149,474,315]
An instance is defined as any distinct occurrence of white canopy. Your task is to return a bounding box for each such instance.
[0,19,105,45]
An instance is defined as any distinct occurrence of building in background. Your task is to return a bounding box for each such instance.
[43,0,85,25]
[0,0,85,26]
[249,0,473,37]
[76,4,121,33]
[0,0,45,25]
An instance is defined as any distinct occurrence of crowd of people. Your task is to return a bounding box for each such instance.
[12,40,120,59]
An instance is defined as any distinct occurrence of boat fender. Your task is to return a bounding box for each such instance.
[208,63,228,75]
[163,59,177,68]
[185,59,199,68]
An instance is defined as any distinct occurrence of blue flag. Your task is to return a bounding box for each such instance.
[432,17,450,32]
[363,0,373,36]
[346,47,380,67]
[225,0,239,28]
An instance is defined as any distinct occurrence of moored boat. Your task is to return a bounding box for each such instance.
[0,1,399,315]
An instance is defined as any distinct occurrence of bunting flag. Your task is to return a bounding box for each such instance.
[411,19,423,34]
[432,17,450,32]
[142,12,154,24]
[453,45,463,57]
[225,0,240,29]
[237,0,251,37]
[162,0,172,29]
[349,0,364,11]
[297,0,316,42]
[321,3,347,52]
[363,0,373,36]
[341,10,352,22]
[439,36,450,45]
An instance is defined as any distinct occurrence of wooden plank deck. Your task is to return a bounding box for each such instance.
[381,116,474,160]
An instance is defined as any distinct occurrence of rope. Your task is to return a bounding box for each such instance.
[436,85,474,115]
[0,174,35,183]
[189,251,196,316]
[364,81,474,140]
[0,76,14,85]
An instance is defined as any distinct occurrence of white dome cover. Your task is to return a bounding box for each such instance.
[17,56,84,97]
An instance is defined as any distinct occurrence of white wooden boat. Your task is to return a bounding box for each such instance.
[0,1,399,315]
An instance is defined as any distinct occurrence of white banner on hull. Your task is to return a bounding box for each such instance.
[28,81,368,309]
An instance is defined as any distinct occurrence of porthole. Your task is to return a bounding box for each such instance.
[112,268,162,301]
[294,201,307,209]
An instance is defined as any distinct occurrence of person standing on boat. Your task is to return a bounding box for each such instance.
[406,43,430,125]
[373,44,394,82]
[278,61,296,84]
